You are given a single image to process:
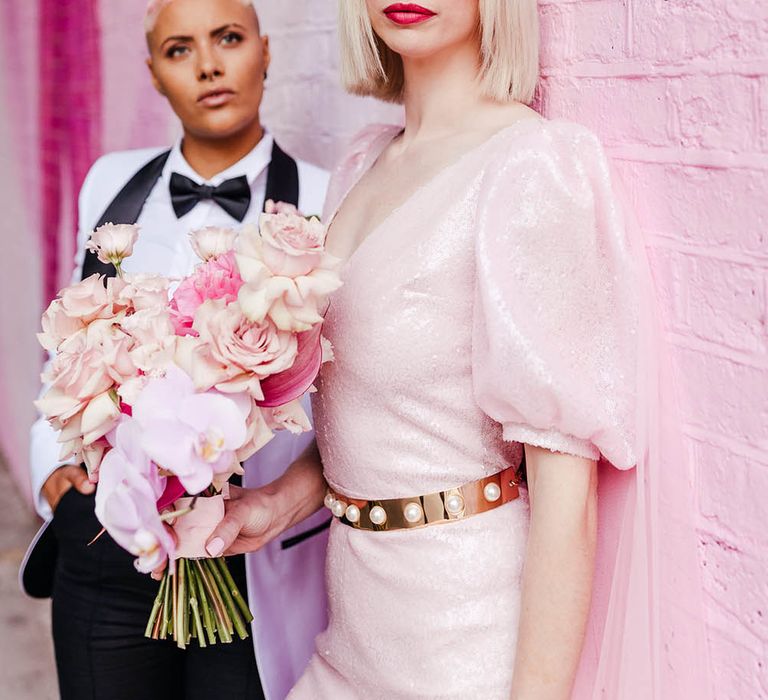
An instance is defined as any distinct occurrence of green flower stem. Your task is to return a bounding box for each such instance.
[215,557,254,624]
[206,558,249,641]
[187,567,206,648]
[144,573,168,639]
[176,559,188,649]
[161,567,172,639]
[195,560,232,644]
[193,563,217,645]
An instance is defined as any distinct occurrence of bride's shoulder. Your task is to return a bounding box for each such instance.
[487,116,609,181]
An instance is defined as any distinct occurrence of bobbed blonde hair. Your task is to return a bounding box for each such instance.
[339,0,539,104]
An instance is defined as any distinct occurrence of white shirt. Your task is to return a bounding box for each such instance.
[30,133,330,518]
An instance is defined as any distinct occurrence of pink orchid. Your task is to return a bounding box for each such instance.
[169,251,244,336]
[131,366,249,495]
[95,419,174,573]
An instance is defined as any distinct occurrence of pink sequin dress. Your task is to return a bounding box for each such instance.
[287,119,708,699]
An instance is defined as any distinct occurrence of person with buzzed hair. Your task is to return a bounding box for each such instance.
[23,2,330,699]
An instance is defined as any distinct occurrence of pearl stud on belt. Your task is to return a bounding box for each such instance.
[324,465,521,532]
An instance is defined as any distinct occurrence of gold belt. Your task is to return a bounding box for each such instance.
[324,465,520,532]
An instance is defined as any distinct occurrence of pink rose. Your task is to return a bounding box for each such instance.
[169,251,243,336]
[118,274,169,311]
[189,226,237,262]
[176,299,298,399]
[86,223,139,266]
[259,212,325,278]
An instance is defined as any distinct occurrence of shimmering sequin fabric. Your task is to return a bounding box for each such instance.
[287,120,640,700]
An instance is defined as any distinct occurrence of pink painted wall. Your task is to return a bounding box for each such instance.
[255,1,767,696]
[536,3,768,696]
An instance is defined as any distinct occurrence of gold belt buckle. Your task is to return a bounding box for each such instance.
[324,465,520,532]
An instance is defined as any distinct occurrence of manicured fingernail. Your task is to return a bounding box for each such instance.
[206,537,224,557]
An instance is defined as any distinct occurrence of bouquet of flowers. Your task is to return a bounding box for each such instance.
[36,202,340,648]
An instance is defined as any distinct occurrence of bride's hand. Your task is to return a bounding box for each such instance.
[204,484,278,557]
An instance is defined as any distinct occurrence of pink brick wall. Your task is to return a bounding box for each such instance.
[256,1,768,696]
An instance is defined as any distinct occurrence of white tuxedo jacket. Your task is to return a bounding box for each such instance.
[28,136,331,700]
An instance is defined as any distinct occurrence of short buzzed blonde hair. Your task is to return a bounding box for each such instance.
[144,0,257,33]
[339,0,539,104]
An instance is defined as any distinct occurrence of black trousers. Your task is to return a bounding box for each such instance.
[51,487,265,700]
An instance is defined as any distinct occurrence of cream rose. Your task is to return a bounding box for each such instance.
[259,213,325,278]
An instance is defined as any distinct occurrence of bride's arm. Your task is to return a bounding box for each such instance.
[204,440,327,557]
[510,445,598,700]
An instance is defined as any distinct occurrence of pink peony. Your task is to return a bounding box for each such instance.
[177,299,298,399]
[95,418,174,573]
[169,251,243,336]
[189,226,237,262]
[86,223,139,267]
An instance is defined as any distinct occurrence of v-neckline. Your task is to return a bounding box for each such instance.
[324,116,543,272]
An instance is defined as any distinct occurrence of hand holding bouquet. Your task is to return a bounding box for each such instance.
[36,207,340,648]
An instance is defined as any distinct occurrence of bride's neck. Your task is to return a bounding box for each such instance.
[400,41,487,143]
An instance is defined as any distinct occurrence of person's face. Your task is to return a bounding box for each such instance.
[366,1,480,61]
[146,0,269,140]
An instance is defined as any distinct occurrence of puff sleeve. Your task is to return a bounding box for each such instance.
[472,123,640,469]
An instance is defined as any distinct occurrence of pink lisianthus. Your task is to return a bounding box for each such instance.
[131,366,249,495]
[176,299,298,399]
[86,223,139,268]
[95,419,174,573]
[38,299,86,352]
[189,226,237,262]
[117,273,169,311]
[58,274,115,324]
[169,251,243,336]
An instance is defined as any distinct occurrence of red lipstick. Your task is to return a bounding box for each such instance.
[383,3,436,25]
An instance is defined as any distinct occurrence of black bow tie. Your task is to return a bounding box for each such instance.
[169,172,252,222]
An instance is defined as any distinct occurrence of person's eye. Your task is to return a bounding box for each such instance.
[166,44,189,59]
[221,32,243,46]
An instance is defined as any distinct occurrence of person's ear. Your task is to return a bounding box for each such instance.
[146,57,166,97]
[262,35,271,79]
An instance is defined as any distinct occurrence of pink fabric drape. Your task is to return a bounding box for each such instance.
[39,0,102,303]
